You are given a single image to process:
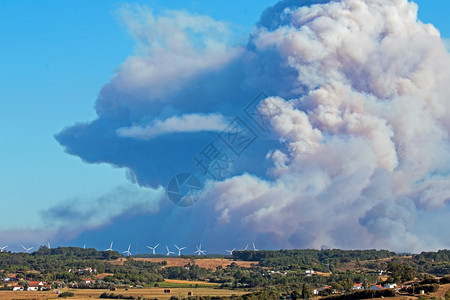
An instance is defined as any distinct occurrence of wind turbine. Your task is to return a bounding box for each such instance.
[21,245,33,253]
[47,242,51,249]
[243,244,249,251]
[194,244,206,256]
[226,248,236,255]
[252,242,258,251]
[146,244,159,255]
[123,244,132,256]
[83,244,86,249]
[174,244,186,256]
[165,245,175,256]
[0,245,7,252]
[105,242,113,251]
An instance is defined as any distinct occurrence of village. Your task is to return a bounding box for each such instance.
[0,265,445,299]
[1,267,98,292]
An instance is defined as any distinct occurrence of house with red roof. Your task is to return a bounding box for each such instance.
[84,278,96,284]
[369,285,383,290]
[12,285,23,291]
[352,283,364,290]
[27,281,51,291]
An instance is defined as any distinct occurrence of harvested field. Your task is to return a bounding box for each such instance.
[433,283,450,298]
[315,271,332,277]
[95,272,114,279]
[164,279,219,286]
[112,257,257,269]
[0,287,249,300]
[335,257,397,272]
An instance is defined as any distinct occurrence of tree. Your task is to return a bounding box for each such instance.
[332,282,344,291]
[301,283,311,299]
[291,290,302,300]
[387,262,416,283]
[329,264,336,273]
[338,278,353,291]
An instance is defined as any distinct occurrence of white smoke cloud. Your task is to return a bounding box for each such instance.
[444,38,450,52]
[1,184,164,252]
[0,229,57,252]
[42,184,164,230]
[98,5,242,112]
[203,0,450,252]
[117,113,229,139]
[56,0,450,253]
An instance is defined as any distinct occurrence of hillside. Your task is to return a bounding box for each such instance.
[1,247,450,299]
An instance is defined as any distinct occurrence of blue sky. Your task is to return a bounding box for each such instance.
[0,0,273,221]
[1,0,450,253]
[0,0,281,247]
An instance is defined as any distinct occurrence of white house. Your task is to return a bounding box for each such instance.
[313,286,331,295]
[84,279,95,284]
[27,281,51,291]
[3,275,17,282]
[69,267,96,274]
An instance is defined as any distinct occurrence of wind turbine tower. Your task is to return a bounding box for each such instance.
[166,245,175,256]
[226,248,236,255]
[21,245,33,253]
[194,244,206,256]
[252,242,258,251]
[146,243,159,255]
[106,242,114,251]
[174,244,186,256]
[123,244,132,256]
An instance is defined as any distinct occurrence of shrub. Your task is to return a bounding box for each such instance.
[440,276,450,284]
[58,291,75,298]
[421,277,439,284]
[99,292,135,299]
[405,284,439,294]
[323,289,396,300]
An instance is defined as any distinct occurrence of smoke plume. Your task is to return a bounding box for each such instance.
[55,0,450,252]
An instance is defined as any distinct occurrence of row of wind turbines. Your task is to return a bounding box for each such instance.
[104,242,259,256]
[1,243,85,254]
[1,245,35,253]
[21,242,53,253]
[0,242,259,255]
[0,244,45,253]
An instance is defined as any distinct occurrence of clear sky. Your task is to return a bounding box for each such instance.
[0,0,281,241]
[0,0,449,253]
